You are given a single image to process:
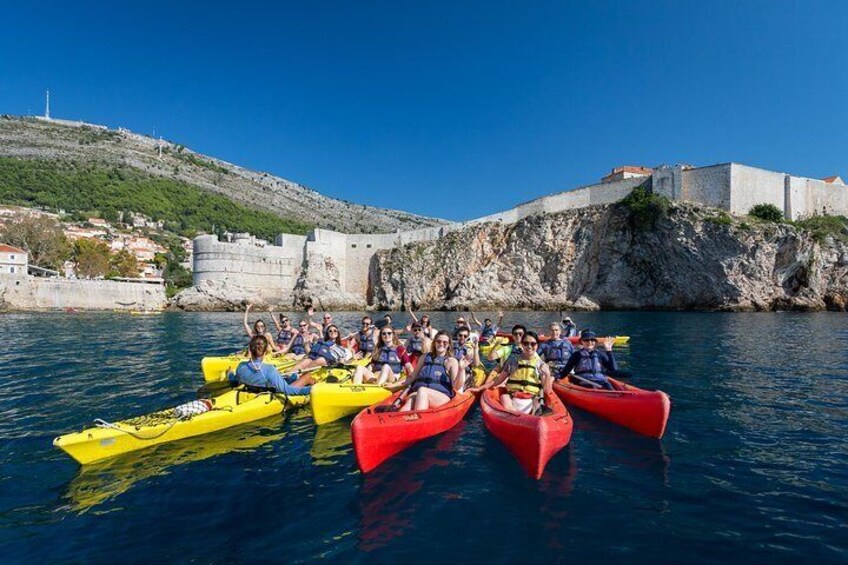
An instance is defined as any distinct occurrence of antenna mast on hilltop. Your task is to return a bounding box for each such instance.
[44,89,50,119]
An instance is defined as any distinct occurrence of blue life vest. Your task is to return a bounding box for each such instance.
[277,329,293,347]
[480,324,497,341]
[358,329,375,354]
[372,346,402,374]
[309,339,341,364]
[290,334,306,355]
[574,349,607,383]
[543,338,573,365]
[411,354,454,398]
[453,341,472,361]
[406,335,424,355]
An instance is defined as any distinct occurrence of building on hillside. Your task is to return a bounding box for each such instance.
[126,236,167,262]
[0,244,27,278]
[87,218,111,229]
[601,165,654,183]
[64,226,108,241]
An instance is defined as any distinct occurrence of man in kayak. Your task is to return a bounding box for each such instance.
[397,330,463,412]
[345,315,377,359]
[453,326,481,377]
[538,322,574,379]
[560,330,618,389]
[404,322,431,367]
[229,336,316,393]
[470,311,503,345]
[561,317,578,338]
[471,330,552,413]
[306,306,337,336]
[485,324,526,366]
[352,326,414,385]
[242,304,277,354]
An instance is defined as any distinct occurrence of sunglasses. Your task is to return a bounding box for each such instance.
[456,320,466,324]
[521,340,538,347]
[457,334,469,339]
[434,339,450,345]
[299,324,307,328]
[412,328,422,332]
[381,331,393,336]
[323,316,332,320]
[362,321,371,325]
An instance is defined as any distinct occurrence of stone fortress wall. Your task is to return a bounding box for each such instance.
[193,162,848,304]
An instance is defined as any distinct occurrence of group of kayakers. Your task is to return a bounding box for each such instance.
[229,305,621,415]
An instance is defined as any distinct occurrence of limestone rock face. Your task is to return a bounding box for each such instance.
[292,252,367,310]
[369,203,848,312]
[170,279,268,312]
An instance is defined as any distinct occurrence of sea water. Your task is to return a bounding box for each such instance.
[0,312,845,563]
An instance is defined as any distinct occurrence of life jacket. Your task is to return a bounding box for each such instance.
[543,338,573,365]
[372,345,403,374]
[309,339,343,364]
[480,324,497,341]
[290,334,306,355]
[358,329,375,354]
[453,340,472,361]
[574,349,606,381]
[505,353,545,395]
[406,335,424,355]
[562,323,578,338]
[410,354,454,398]
[277,329,293,347]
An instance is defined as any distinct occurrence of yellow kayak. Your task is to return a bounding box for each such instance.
[201,354,299,383]
[53,388,309,466]
[310,382,393,425]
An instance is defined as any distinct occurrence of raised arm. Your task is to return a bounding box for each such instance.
[469,311,481,328]
[269,307,281,333]
[243,303,254,336]
[496,310,504,328]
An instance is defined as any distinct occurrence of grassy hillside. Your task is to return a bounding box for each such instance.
[0,157,311,240]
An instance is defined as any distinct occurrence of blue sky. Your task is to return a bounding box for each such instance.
[1,1,846,221]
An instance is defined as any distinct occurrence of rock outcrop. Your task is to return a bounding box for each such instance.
[368,203,848,312]
[292,252,368,310]
[170,279,268,312]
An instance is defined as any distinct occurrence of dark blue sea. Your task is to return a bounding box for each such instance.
[1,312,846,563]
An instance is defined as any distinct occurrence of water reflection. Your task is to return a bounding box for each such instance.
[62,417,286,513]
[310,420,353,466]
[357,421,468,552]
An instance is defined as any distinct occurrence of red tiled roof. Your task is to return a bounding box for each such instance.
[822,175,842,184]
[611,165,653,175]
[0,244,26,253]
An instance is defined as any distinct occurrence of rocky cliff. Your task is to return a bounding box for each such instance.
[367,202,848,312]
[0,116,444,233]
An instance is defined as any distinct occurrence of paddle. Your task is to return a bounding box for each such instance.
[569,374,605,389]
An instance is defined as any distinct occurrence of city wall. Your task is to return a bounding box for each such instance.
[193,162,848,305]
[1,277,166,311]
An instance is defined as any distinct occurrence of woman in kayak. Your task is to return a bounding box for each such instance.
[397,330,463,412]
[472,330,553,413]
[486,324,526,366]
[345,315,377,359]
[560,330,618,389]
[352,326,414,385]
[470,311,503,345]
[242,304,277,354]
[404,322,432,367]
[561,317,578,338]
[270,309,295,352]
[229,336,316,392]
[538,322,574,379]
[287,325,351,373]
[406,307,437,338]
[277,319,313,358]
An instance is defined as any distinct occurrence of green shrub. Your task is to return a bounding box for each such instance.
[793,214,848,243]
[749,203,784,223]
[621,186,670,230]
[738,221,751,231]
[707,212,732,226]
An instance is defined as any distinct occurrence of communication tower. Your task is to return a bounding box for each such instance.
[45,89,50,119]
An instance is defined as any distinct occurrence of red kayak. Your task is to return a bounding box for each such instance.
[351,390,476,473]
[480,388,573,479]
[553,377,670,438]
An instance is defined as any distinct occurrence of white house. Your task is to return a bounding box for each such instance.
[0,244,28,277]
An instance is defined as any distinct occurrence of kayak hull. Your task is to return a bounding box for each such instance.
[201,354,298,383]
[53,389,307,465]
[310,382,392,425]
[553,377,670,438]
[351,390,476,473]
[480,388,572,479]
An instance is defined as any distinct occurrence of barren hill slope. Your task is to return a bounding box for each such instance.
[0,116,445,234]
